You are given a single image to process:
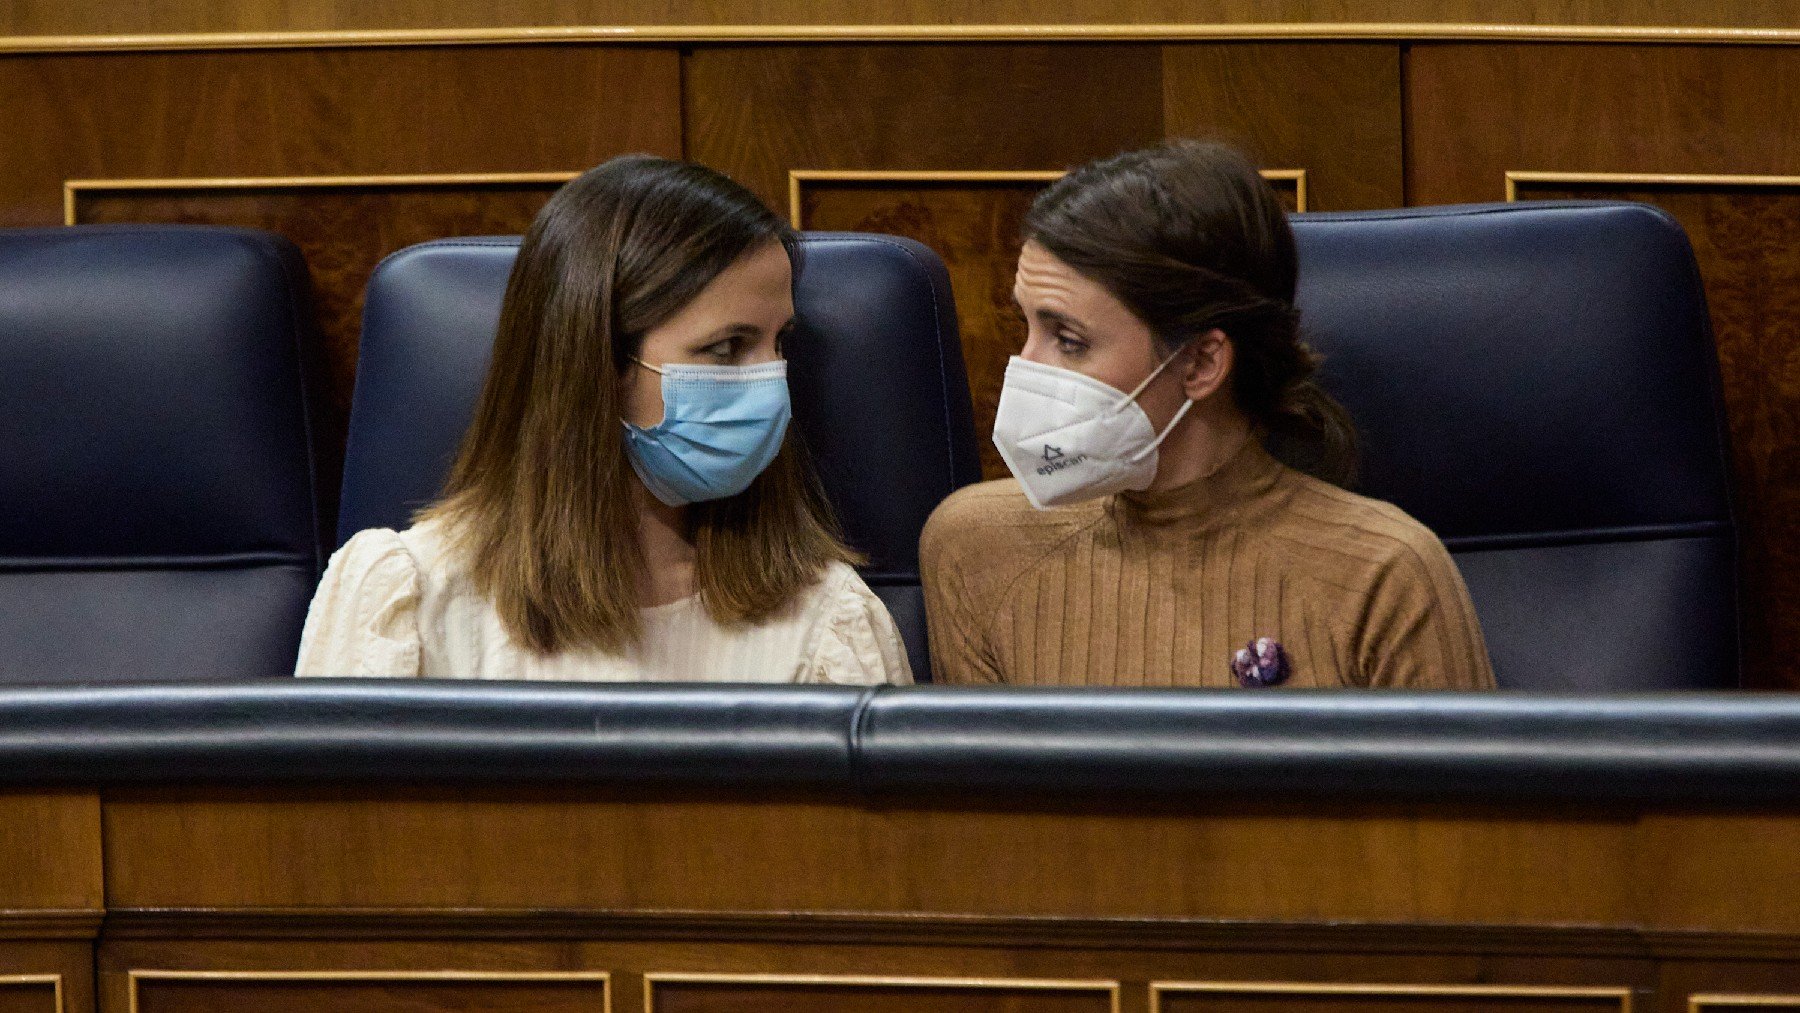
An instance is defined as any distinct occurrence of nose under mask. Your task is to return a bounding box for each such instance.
[989,351,1194,509]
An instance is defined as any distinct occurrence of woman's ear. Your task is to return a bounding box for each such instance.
[1180,328,1234,401]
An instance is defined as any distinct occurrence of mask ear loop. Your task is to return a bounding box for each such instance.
[1120,344,1199,464]
[629,356,666,375]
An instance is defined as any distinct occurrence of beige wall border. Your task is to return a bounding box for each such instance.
[788,167,1305,228]
[126,969,611,1013]
[1152,980,1634,1013]
[63,171,581,226]
[0,974,63,1013]
[1690,997,1800,1011]
[645,971,1120,1013]
[1506,170,1800,202]
[9,22,1800,55]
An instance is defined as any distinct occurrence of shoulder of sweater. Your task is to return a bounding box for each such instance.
[921,479,1106,583]
[923,479,1102,544]
[1264,469,1457,578]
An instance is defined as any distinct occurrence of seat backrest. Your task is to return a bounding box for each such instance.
[1290,202,1738,689]
[339,233,980,679]
[0,225,328,682]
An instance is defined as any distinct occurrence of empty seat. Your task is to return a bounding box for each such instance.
[0,225,329,681]
[338,233,980,679]
[1292,202,1738,689]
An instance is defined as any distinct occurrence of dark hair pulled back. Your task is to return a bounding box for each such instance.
[1024,139,1357,486]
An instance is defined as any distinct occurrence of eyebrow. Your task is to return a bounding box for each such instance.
[699,318,795,343]
[1012,291,1088,334]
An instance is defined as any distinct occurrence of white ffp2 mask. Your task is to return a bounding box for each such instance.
[990,352,1194,510]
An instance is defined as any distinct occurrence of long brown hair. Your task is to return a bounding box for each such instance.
[420,155,856,655]
[1024,139,1358,486]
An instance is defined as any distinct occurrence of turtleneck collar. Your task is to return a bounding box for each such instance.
[1112,435,1285,529]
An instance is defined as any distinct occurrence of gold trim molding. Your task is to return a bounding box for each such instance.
[1506,170,1800,201]
[788,167,1305,227]
[645,972,1121,1013]
[62,171,581,226]
[1151,981,1635,1012]
[8,22,1800,54]
[0,975,63,1013]
[1690,997,1800,1011]
[126,970,611,1013]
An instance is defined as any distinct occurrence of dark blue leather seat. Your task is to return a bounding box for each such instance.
[0,226,329,682]
[1291,202,1738,689]
[338,234,980,679]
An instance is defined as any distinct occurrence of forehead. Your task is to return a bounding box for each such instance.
[1014,240,1137,329]
[702,239,792,302]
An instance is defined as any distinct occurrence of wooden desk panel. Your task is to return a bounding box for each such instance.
[102,789,1652,927]
[0,793,103,1013]
[78,788,1800,1013]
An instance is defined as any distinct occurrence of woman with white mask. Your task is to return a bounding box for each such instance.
[297,156,910,684]
[921,140,1493,689]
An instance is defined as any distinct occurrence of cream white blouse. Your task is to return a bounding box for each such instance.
[295,519,912,685]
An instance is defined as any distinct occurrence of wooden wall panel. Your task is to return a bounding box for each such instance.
[96,789,1679,930]
[646,976,1116,1013]
[1407,44,1800,690]
[1161,44,1402,210]
[0,46,678,228]
[685,44,1166,213]
[0,793,103,913]
[128,972,610,1013]
[3,1,1797,37]
[91,936,1669,1013]
[1152,984,1628,1013]
[0,977,59,1013]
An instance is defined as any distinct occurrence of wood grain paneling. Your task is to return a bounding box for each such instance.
[1152,984,1628,1013]
[0,794,102,913]
[104,788,1787,931]
[1406,44,1800,689]
[1161,44,1401,210]
[0,946,89,1013]
[0,46,677,229]
[685,44,1166,213]
[91,937,1661,1013]
[128,972,609,1013]
[72,179,567,416]
[4,1,1799,37]
[647,975,1116,1013]
[797,174,1301,480]
[0,978,58,1013]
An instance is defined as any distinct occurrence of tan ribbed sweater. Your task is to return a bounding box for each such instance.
[920,440,1495,689]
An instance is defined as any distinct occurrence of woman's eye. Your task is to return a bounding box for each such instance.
[1055,333,1088,355]
[702,339,736,361]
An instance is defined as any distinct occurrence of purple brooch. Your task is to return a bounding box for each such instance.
[1231,637,1289,688]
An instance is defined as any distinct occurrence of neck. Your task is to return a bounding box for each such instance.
[631,473,697,606]
[1144,396,1254,492]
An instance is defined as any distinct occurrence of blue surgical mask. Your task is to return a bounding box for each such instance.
[621,358,792,507]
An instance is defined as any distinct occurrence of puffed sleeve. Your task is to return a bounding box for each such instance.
[1354,527,1496,690]
[294,528,423,678]
[804,567,915,686]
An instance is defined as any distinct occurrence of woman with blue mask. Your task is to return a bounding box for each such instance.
[920,140,1492,690]
[296,156,911,684]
